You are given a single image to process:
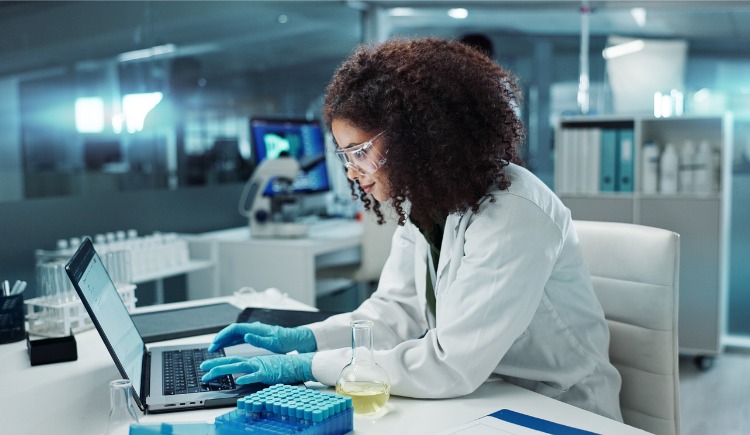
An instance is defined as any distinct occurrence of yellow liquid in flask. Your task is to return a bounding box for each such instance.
[336,381,390,414]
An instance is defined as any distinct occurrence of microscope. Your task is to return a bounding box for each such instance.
[238,153,325,238]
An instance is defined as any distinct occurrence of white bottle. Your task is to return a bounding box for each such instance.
[679,140,695,193]
[693,140,714,193]
[659,143,679,194]
[641,141,659,194]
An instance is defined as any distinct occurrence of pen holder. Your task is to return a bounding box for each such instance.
[0,293,26,343]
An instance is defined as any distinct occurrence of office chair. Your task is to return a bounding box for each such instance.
[573,220,681,435]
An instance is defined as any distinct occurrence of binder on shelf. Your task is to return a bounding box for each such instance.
[599,129,618,192]
[616,129,635,192]
[555,128,578,194]
[584,128,602,194]
[574,129,587,194]
[569,128,581,194]
[554,128,570,194]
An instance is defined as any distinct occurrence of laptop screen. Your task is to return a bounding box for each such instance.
[68,240,145,396]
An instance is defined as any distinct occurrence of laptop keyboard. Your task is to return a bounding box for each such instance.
[162,348,235,395]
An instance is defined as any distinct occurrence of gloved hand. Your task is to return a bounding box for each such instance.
[207,322,317,354]
[200,353,316,385]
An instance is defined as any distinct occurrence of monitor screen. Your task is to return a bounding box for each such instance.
[250,118,330,195]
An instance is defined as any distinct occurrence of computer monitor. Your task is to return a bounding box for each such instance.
[249,118,331,195]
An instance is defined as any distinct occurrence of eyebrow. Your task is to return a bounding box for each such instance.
[334,139,368,151]
[331,136,359,149]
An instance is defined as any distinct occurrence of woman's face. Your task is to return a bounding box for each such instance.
[331,118,391,202]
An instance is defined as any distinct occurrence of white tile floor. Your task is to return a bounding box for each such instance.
[679,349,750,435]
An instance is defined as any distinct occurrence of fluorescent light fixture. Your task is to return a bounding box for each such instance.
[389,7,415,17]
[112,113,125,134]
[448,8,468,19]
[122,92,163,133]
[602,39,645,59]
[75,97,105,133]
[630,8,647,27]
[118,43,176,63]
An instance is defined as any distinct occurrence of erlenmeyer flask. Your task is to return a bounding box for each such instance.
[104,379,139,435]
[335,320,390,414]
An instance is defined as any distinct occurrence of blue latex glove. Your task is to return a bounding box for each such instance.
[207,322,317,354]
[200,353,316,385]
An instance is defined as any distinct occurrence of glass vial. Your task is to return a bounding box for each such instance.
[104,379,139,435]
[335,320,390,414]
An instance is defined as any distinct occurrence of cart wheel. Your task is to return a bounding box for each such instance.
[694,355,715,371]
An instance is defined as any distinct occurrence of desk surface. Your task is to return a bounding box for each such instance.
[193,219,363,243]
[0,296,647,435]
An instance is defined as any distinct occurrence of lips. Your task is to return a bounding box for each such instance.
[361,183,374,194]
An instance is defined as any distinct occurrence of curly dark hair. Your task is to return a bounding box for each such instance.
[323,37,525,227]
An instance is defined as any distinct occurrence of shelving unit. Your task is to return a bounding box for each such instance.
[134,259,215,305]
[555,114,733,370]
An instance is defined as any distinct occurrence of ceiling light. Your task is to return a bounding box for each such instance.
[277,14,289,24]
[118,43,176,63]
[122,92,163,133]
[75,97,105,133]
[602,39,645,60]
[448,8,468,19]
[389,7,415,17]
[630,8,647,27]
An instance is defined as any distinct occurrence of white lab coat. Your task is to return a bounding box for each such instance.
[308,164,623,421]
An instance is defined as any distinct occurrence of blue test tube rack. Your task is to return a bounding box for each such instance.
[214,384,354,435]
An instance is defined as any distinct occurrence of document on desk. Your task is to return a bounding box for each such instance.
[438,409,599,435]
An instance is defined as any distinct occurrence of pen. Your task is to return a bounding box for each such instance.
[10,280,27,296]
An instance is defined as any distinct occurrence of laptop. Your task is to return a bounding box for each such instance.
[65,237,268,413]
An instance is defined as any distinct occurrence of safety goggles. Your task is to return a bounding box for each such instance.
[333,130,387,175]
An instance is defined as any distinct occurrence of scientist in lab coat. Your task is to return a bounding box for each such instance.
[201,37,622,421]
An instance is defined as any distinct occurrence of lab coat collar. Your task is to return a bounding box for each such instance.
[436,214,461,279]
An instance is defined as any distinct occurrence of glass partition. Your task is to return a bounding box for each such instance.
[0,1,362,202]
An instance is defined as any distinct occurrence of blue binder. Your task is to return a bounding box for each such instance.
[616,129,635,192]
[489,409,601,435]
[599,129,618,192]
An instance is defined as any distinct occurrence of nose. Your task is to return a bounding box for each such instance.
[345,166,359,180]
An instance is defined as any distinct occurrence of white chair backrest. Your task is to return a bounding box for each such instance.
[355,205,398,281]
[573,220,681,435]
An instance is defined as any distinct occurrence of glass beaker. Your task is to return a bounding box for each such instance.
[104,379,139,435]
[335,320,390,414]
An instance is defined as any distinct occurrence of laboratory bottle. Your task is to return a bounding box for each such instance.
[659,143,678,194]
[104,379,139,435]
[693,140,714,193]
[679,140,695,193]
[336,320,391,414]
[641,140,659,194]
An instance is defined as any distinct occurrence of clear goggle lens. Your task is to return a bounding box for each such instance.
[334,131,387,175]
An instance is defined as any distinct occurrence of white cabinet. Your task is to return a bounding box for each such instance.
[555,114,733,366]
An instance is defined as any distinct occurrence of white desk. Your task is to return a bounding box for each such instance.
[185,220,363,306]
[0,296,648,435]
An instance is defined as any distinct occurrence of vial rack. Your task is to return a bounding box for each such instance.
[215,384,354,435]
[25,284,136,337]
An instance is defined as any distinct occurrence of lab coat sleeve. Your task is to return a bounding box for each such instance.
[313,195,564,397]
[308,223,427,355]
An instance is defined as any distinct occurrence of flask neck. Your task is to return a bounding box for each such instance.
[350,320,375,363]
[110,383,131,412]
[105,379,139,434]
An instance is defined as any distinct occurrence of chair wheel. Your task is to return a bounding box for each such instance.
[694,355,715,371]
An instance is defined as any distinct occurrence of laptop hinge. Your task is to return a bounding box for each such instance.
[142,349,152,400]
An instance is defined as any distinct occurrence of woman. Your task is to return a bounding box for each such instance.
[201,38,622,421]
